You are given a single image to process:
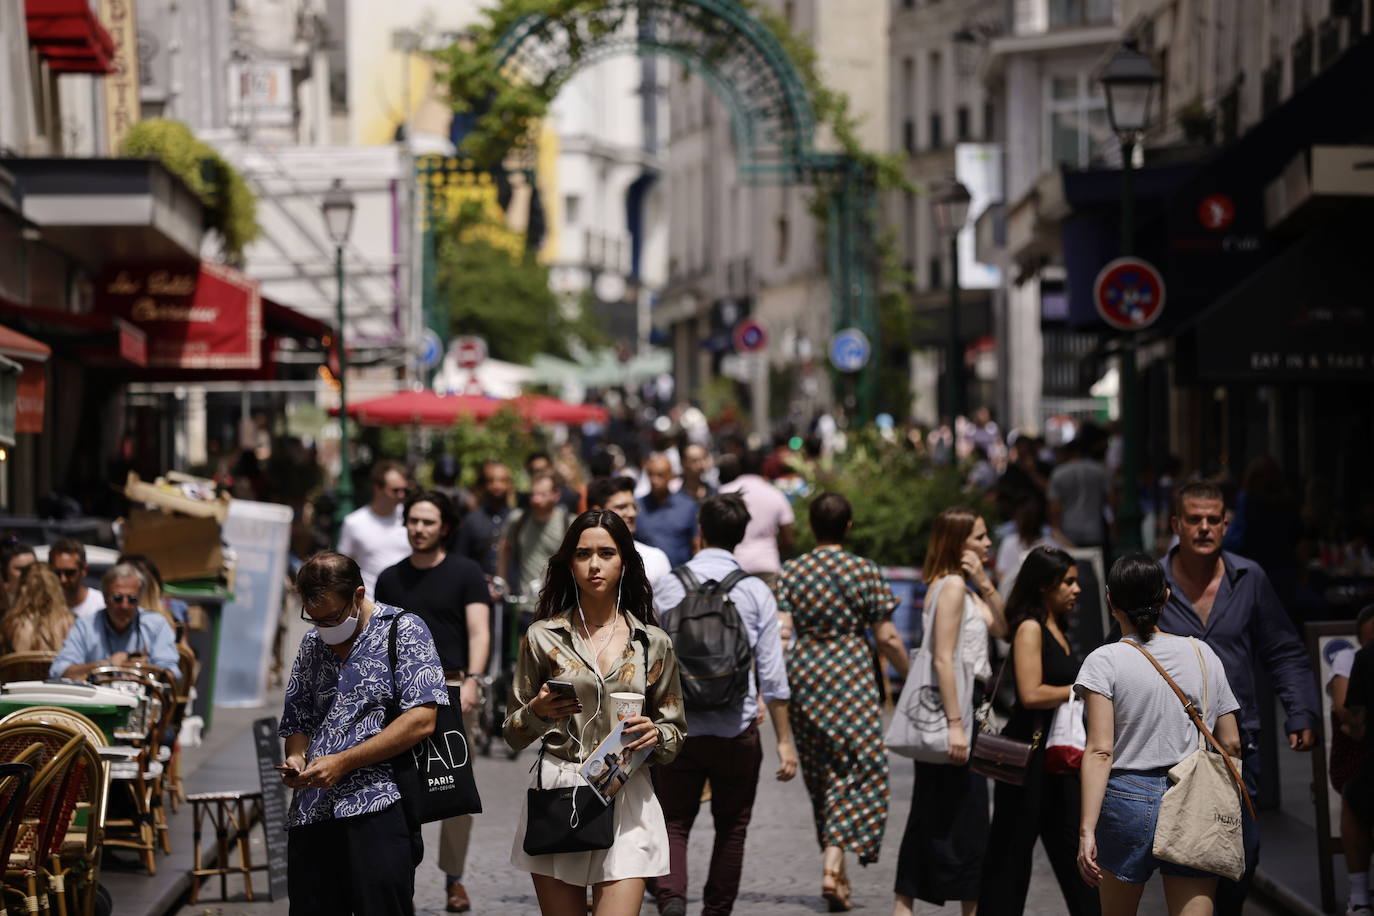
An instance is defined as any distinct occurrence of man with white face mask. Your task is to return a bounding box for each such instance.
[279,552,448,914]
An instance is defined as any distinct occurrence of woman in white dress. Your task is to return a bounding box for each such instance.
[504,509,686,916]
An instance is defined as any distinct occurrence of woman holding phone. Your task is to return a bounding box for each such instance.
[504,510,686,916]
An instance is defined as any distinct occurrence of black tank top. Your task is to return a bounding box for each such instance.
[1006,619,1077,741]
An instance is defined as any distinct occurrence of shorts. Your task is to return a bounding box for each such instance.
[1345,770,1374,825]
[1096,769,1213,884]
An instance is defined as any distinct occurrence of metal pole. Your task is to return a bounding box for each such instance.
[1117,138,1143,551]
[335,243,355,539]
[947,232,965,423]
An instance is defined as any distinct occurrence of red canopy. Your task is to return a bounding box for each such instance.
[340,390,607,427]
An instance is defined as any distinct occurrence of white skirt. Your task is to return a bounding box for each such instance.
[510,753,669,885]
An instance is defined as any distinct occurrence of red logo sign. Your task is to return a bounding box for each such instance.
[97,261,260,369]
[1093,258,1166,331]
[453,336,487,369]
[1197,194,1235,231]
[732,318,768,353]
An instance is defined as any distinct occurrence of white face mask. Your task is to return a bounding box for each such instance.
[316,606,360,645]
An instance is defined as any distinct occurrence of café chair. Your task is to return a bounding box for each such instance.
[0,653,57,685]
[0,760,34,916]
[167,646,201,813]
[0,721,102,916]
[185,791,267,904]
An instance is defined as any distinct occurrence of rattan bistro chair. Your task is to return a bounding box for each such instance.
[0,653,57,685]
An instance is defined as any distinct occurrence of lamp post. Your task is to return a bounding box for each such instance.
[1100,36,1161,552]
[322,178,357,536]
[932,177,972,425]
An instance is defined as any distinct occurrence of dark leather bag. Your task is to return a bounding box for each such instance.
[523,744,615,856]
[968,651,1042,786]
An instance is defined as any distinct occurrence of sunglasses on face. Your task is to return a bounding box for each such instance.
[55,568,82,580]
[107,594,139,606]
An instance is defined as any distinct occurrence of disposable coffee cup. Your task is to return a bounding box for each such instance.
[611,692,644,721]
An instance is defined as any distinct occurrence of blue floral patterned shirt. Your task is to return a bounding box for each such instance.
[278,602,448,828]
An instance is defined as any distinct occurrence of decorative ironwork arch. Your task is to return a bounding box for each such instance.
[436,0,881,418]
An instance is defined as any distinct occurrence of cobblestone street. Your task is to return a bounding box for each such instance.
[179,718,1280,916]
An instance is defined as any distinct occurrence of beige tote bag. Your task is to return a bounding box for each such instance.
[1124,639,1257,883]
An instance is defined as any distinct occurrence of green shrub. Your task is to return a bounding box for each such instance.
[121,119,260,260]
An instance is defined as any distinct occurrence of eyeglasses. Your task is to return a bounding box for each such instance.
[301,600,355,628]
[54,568,82,580]
[107,594,139,606]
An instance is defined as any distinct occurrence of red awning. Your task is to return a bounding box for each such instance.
[25,0,116,74]
[0,297,147,367]
[339,390,608,427]
[0,324,51,363]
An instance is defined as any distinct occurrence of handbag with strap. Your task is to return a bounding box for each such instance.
[522,743,616,856]
[969,647,1043,786]
[1124,638,1257,882]
[386,614,484,824]
[885,576,974,761]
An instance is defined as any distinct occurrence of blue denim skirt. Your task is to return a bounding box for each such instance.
[1097,769,1213,884]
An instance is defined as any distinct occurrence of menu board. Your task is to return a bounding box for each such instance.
[252,717,290,900]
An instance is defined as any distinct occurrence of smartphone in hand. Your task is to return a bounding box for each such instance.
[275,764,300,778]
[545,679,578,701]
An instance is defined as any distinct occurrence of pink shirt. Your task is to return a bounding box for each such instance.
[718,474,795,575]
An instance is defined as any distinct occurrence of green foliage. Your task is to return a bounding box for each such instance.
[120,119,260,260]
[434,203,603,363]
[698,375,749,427]
[792,429,970,567]
[441,409,544,490]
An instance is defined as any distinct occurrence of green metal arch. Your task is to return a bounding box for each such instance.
[494,0,821,182]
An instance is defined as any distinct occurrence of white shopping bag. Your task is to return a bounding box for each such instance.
[1044,693,1085,773]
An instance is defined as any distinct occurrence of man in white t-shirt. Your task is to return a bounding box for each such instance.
[587,476,671,590]
[336,460,412,596]
[50,537,105,620]
[717,450,794,589]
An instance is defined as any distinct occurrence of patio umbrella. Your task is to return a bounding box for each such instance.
[338,390,607,427]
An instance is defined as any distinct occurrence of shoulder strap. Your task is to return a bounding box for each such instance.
[714,569,752,596]
[386,613,403,719]
[671,566,701,592]
[1122,639,1257,820]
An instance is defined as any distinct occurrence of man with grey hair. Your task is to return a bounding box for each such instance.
[49,561,179,678]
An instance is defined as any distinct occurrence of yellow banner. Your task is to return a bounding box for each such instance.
[99,0,141,152]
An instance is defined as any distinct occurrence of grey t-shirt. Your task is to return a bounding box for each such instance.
[1048,458,1111,546]
[1075,634,1240,771]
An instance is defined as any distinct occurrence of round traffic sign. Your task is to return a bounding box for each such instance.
[829,328,871,373]
[418,329,443,370]
[1093,258,1166,331]
[453,335,487,369]
[733,318,768,353]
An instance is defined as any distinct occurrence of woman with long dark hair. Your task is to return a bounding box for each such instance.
[893,506,1007,916]
[1076,554,1242,915]
[978,545,1100,914]
[504,510,685,916]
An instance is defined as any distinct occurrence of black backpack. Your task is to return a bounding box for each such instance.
[664,567,755,711]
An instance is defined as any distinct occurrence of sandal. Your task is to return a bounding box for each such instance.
[822,868,853,912]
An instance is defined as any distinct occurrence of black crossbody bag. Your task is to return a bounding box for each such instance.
[386,613,483,824]
[522,633,648,855]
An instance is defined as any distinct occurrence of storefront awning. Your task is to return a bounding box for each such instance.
[1180,218,1374,382]
[0,298,147,368]
[0,324,50,435]
[24,0,116,74]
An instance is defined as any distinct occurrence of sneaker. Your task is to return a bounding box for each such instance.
[658,898,687,916]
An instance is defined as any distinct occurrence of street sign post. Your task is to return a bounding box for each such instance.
[829,328,871,373]
[453,335,487,369]
[732,318,768,353]
[1092,257,1166,331]
[418,329,443,370]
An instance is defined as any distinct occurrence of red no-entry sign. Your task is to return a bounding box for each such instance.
[733,318,768,353]
[1093,258,1166,331]
[453,335,487,369]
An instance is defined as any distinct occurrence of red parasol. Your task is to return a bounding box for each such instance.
[338,390,607,427]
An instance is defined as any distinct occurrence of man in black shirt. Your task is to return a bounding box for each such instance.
[376,490,489,914]
[455,460,515,580]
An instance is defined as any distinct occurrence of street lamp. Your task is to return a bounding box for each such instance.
[1100,35,1161,552]
[322,178,356,536]
[932,177,972,424]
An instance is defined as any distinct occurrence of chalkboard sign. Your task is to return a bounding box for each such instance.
[1066,548,1109,661]
[252,717,290,901]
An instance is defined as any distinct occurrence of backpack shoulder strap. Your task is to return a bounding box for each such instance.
[715,569,752,596]
[671,566,702,592]
[1122,638,1257,820]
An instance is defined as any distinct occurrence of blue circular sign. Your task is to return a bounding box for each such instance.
[419,329,443,369]
[829,328,871,373]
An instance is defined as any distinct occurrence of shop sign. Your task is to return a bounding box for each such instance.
[1197,193,1235,231]
[97,261,261,369]
[15,361,44,434]
[98,0,142,151]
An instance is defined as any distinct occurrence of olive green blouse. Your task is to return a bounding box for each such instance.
[503,610,686,766]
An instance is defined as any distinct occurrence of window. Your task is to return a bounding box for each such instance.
[1044,71,1111,169]
[564,194,581,225]
[1048,0,1113,27]
[929,113,944,149]
[903,119,915,153]
[984,100,995,140]
[929,255,943,290]
[956,105,970,141]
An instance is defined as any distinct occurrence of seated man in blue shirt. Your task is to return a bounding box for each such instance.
[50,562,180,678]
